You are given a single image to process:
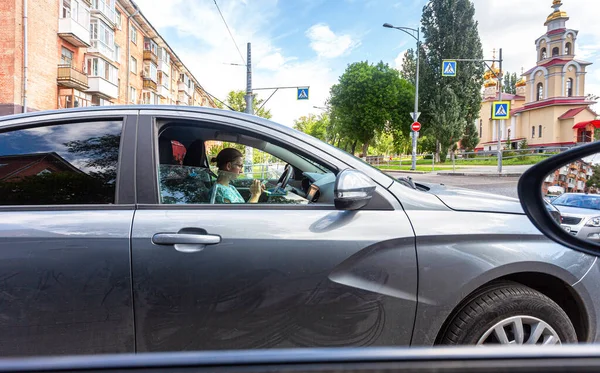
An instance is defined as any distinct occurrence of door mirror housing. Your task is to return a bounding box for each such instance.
[519,141,600,257]
[334,169,376,210]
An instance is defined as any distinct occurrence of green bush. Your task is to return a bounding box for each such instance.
[423,154,433,160]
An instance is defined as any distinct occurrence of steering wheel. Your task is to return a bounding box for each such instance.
[276,164,294,190]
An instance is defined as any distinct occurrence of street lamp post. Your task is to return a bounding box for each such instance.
[383,23,420,171]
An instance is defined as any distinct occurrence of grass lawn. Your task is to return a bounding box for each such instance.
[404,155,549,166]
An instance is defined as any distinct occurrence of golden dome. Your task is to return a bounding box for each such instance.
[516,78,526,88]
[484,79,497,88]
[483,63,501,80]
[545,0,569,25]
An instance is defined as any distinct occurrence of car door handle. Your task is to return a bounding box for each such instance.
[152,228,221,253]
[152,233,221,245]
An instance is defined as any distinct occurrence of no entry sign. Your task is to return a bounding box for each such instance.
[411,122,421,132]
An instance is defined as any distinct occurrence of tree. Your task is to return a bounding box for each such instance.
[399,49,417,86]
[461,120,479,151]
[224,90,272,119]
[587,165,600,188]
[428,86,465,162]
[293,113,329,141]
[502,72,518,94]
[419,0,484,160]
[329,61,415,156]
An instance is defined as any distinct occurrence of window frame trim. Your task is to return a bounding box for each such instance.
[135,113,397,211]
[0,113,137,208]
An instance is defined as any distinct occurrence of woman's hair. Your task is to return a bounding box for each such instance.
[211,147,243,169]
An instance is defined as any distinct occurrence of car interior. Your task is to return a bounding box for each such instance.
[156,123,338,205]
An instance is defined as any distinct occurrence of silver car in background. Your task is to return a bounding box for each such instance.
[552,193,600,241]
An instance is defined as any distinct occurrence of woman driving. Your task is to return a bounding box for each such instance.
[210,148,264,204]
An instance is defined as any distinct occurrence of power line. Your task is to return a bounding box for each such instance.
[213,0,246,66]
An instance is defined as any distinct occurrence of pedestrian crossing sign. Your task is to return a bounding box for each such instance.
[442,60,457,77]
[297,87,309,100]
[492,101,511,120]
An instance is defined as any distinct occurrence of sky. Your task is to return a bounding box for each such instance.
[133,0,600,126]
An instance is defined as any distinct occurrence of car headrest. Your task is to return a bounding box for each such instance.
[183,139,208,168]
[159,137,174,165]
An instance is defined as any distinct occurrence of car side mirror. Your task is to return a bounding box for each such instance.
[518,141,600,257]
[334,169,376,210]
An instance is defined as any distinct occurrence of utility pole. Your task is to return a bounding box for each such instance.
[244,42,253,174]
[383,23,421,171]
[444,49,504,174]
[497,48,503,174]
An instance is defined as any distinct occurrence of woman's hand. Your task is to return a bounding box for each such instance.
[248,180,266,203]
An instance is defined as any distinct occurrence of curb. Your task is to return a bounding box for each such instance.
[436,172,523,177]
[380,169,431,174]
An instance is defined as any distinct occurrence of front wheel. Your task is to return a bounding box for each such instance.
[441,282,578,345]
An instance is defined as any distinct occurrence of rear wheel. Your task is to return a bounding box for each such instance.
[441,282,577,345]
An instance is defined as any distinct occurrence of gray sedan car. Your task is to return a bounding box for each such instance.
[552,193,600,241]
[0,106,599,357]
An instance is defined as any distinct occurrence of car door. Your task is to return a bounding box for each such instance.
[131,111,417,352]
[0,111,137,357]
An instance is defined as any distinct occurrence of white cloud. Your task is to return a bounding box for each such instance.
[395,49,408,71]
[133,0,339,125]
[305,23,359,58]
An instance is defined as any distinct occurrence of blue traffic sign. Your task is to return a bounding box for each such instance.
[442,60,457,77]
[492,101,511,120]
[297,87,309,100]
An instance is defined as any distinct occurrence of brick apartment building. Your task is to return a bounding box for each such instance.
[542,159,595,195]
[0,0,216,115]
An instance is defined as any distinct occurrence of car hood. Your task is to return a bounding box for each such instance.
[416,181,524,214]
[553,205,600,217]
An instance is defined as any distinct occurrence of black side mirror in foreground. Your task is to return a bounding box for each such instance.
[519,141,600,257]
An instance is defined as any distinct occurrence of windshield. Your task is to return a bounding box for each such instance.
[553,194,600,211]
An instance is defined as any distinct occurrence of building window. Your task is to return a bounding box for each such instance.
[144,37,158,55]
[91,95,112,106]
[539,125,543,138]
[532,126,535,138]
[540,48,547,60]
[158,47,170,65]
[89,18,115,57]
[565,42,572,55]
[158,71,169,89]
[142,91,159,105]
[85,57,118,84]
[479,119,482,138]
[143,62,158,82]
[58,88,92,109]
[130,26,137,44]
[537,83,544,101]
[130,56,137,74]
[552,47,559,57]
[130,86,137,103]
[114,43,120,62]
[566,78,573,97]
[115,10,122,29]
[60,47,74,66]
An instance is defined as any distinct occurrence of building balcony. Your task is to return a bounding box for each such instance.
[559,167,568,175]
[57,65,88,91]
[143,50,158,64]
[143,79,157,92]
[158,60,170,72]
[157,85,170,98]
[178,81,191,95]
[90,2,115,25]
[177,92,191,104]
[568,182,576,189]
[58,17,91,47]
[88,39,114,62]
[176,100,188,106]
[86,77,118,99]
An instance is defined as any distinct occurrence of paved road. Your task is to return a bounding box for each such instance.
[436,164,532,175]
[388,172,521,199]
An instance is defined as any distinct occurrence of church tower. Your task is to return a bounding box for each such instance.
[525,0,591,103]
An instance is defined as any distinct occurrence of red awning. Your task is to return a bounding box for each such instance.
[573,120,600,129]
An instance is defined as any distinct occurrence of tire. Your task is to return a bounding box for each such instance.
[441,281,578,345]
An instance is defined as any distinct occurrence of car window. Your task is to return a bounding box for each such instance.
[553,194,600,210]
[0,120,123,205]
[156,124,334,205]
